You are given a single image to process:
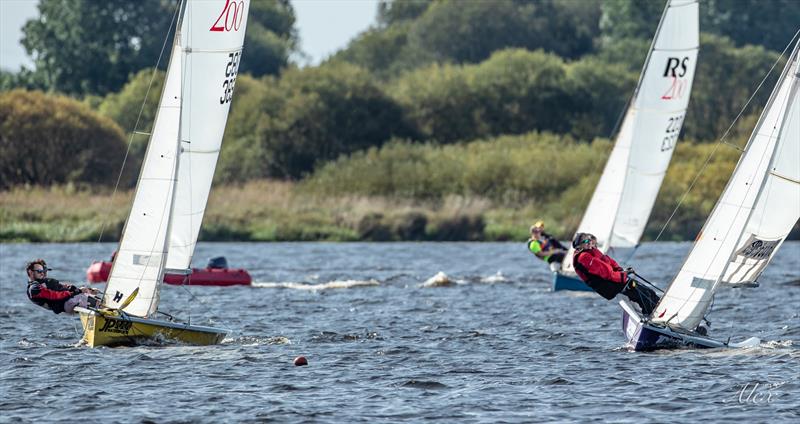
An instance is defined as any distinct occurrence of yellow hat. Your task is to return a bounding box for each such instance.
[534,221,544,229]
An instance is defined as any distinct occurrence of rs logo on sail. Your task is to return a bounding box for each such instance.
[99,319,133,334]
[661,56,691,100]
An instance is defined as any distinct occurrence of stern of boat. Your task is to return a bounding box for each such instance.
[552,271,593,292]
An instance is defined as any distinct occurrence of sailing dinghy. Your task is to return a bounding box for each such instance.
[554,0,698,291]
[76,0,250,347]
[622,34,800,351]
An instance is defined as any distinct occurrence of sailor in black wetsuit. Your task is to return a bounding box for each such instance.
[26,259,97,314]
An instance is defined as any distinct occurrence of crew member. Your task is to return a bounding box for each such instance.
[26,259,97,314]
[571,233,660,316]
[527,221,567,270]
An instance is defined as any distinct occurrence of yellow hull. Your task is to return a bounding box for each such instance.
[78,308,226,348]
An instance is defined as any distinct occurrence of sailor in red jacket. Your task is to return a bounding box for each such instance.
[571,233,660,316]
[26,259,97,314]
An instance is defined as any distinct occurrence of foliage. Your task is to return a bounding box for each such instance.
[301,132,608,204]
[247,62,416,179]
[15,0,298,97]
[0,90,127,189]
[389,48,636,143]
[239,0,299,77]
[20,0,179,96]
[599,0,663,45]
[700,0,800,52]
[338,0,600,78]
[377,0,432,26]
[97,68,166,167]
[683,34,781,141]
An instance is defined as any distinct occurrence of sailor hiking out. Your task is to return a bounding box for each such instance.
[26,259,98,314]
[527,221,567,271]
[571,233,660,316]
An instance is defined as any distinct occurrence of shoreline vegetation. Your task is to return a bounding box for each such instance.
[7,134,796,244]
[4,1,799,243]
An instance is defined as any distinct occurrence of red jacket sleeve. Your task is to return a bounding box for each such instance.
[603,254,623,272]
[29,284,73,301]
[577,251,626,284]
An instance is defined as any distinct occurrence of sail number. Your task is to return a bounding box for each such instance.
[220,52,241,104]
[660,114,684,152]
[210,0,245,32]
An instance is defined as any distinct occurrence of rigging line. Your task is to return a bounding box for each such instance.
[96,0,183,244]
[650,30,800,244]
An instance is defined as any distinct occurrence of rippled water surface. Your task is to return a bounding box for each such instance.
[1,242,798,422]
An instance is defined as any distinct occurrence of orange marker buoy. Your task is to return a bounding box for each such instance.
[294,356,308,366]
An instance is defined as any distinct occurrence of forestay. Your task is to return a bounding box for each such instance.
[103,0,250,317]
[561,0,698,274]
[651,40,800,330]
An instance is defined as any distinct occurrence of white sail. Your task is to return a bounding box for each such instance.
[651,40,800,330]
[102,38,184,317]
[166,0,250,271]
[562,0,699,273]
[104,0,250,316]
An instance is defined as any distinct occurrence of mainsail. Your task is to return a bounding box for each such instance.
[103,0,250,317]
[562,0,698,273]
[651,39,800,330]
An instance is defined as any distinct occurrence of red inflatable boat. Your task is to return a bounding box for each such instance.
[86,255,252,286]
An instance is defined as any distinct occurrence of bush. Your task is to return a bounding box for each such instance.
[0,90,127,189]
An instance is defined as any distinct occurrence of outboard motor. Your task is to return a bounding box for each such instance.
[207,256,229,269]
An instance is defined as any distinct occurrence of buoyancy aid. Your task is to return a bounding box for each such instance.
[572,249,627,300]
[27,278,75,314]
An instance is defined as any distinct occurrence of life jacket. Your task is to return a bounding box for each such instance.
[27,278,73,314]
[572,250,625,300]
[528,238,554,262]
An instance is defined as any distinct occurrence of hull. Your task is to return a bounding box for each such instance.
[620,300,741,351]
[87,261,251,286]
[77,307,226,348]
[552,271,593,292]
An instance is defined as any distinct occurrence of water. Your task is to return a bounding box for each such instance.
[1,242,798,422]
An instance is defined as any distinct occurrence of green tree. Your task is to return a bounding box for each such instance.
[20,0,298,96]
[338,0,599,77]
[700,0,800,52]
[255,63,417,179]
[599,0,667,45]
[21,0,179,96]
[215,74,272,183]
[0,90,127,188]
[411,0,599,63]
[239,0,300,77]
[377,0,432,26]
[683,34,780,141]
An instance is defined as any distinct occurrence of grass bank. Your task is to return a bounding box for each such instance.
[6,133,795,243]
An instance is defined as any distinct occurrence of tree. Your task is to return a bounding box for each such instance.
[377,0,432,27]
[256,63,417,179]
[239,0,300,77]
[599,0,665,46]
[411,0,599,64]
[337,0,600,77]
[700,0,800,52]
[0,90,127,188]
[19,0,299,96]
[683,34,780,141]
[21,0,179,96]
